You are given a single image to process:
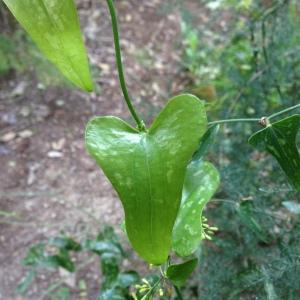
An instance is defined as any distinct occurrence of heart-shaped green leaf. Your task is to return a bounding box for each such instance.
[3,0,93,91]
[86,94,207,265]
[166,258,198,287]
[249,115,300,192]
[172,160,220,257]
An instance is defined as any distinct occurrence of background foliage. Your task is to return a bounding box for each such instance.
[178,0,300,299]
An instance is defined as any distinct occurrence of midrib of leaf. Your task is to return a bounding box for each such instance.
[36,0,87,89]
[142,136,155,255]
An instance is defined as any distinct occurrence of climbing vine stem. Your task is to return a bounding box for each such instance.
[209,103,300,127]
[106,0,146,131]
[268,103,300,120]
[208,118,260,126]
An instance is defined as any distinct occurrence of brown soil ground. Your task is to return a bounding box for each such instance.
[0,0,208,299]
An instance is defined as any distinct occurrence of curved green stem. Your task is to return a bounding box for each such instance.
[268,103,300,120]
[208,118,260,126]
[106,0,145,131]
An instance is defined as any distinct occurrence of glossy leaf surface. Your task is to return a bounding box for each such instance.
[166,258,198,287]
[86,94,207,264]
[249,115,300,192]
[3,0,93,91]
[172,160,220,257]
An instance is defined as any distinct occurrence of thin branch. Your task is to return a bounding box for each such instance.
[268,103,300,120]
[208,118,260,126]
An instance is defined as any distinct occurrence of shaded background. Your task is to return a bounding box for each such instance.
[0,0,300,299]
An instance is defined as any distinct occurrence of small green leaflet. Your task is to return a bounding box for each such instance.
[249,115,300,192]
[16,270,36,295]
[166,258,198,287]
[86,94,207,265]
[172,160,220,257]
[192,124,219,161]
[3,0,93,91]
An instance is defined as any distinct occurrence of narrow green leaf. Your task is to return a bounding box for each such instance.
[3,0,93,91]
[16,270,36,295]
[166,258,198,287]
[249,115,300,192]
[192,124,219,161]
[86,94,207,265]
[172,160,220,257]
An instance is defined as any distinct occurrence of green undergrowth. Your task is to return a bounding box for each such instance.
[178,0,300,298]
